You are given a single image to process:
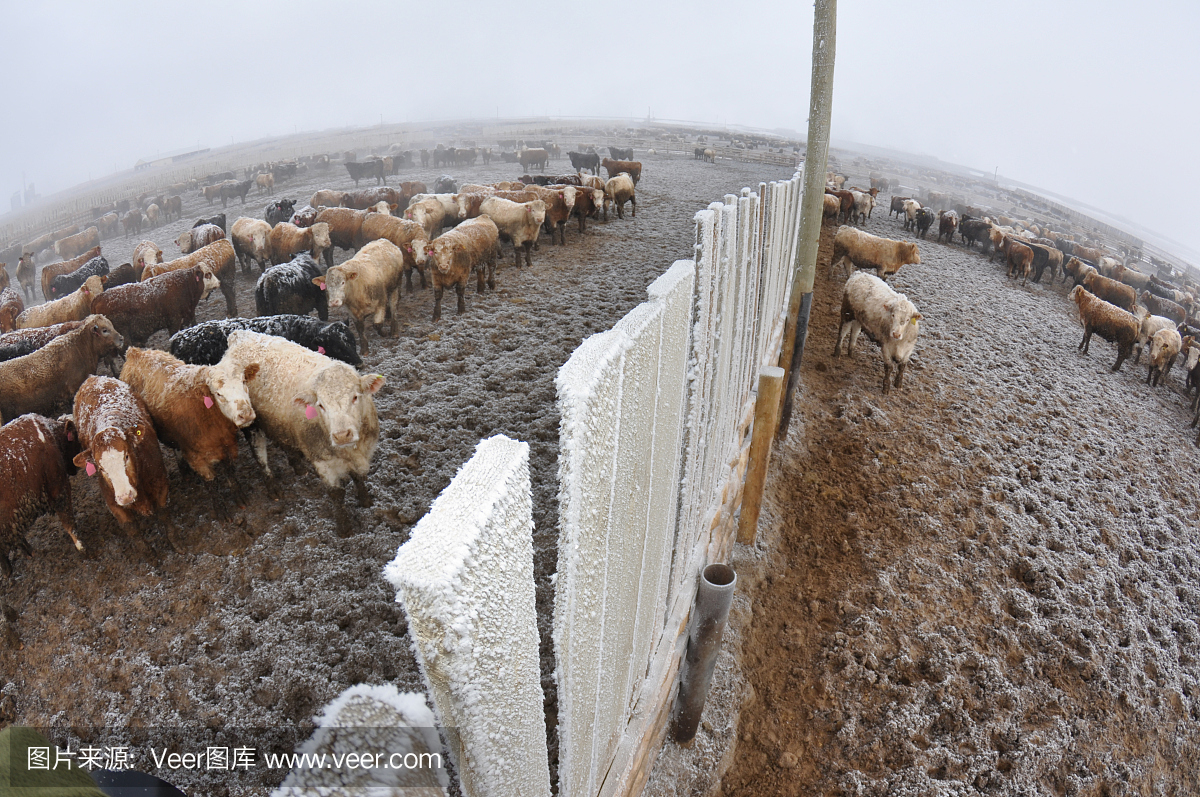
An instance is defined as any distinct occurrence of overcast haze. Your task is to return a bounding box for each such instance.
[4,1,1197,259]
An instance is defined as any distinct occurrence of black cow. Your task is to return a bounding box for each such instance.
[568,151,601,175]
[434,175,457,194]
[169,315,361,367]
[914,208,936,239]
[48,256,109,300]
[254,254,328,320]
[265,199,297,227]
[220,180,253,208]
[345,160,385,187]
[194,213,227,232]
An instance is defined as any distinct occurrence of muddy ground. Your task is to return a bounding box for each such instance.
[0,153,795,794]
[650,188,1200,796]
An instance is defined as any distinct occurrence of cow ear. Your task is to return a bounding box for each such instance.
[312,276,326,288]
[912,313,923,322]
[73,450,90,469]
[882,302,893,311]
[361,373,385,394]
[243,363,260,382]
[293,390,317,407]
[346,271,358,280]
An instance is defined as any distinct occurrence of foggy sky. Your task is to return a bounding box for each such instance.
[4,0,1198,260]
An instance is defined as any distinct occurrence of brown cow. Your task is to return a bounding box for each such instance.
[0,288,24,333]
[601,158,642,185]
[142,239,238,317]
[0,414,84,575]
[40,245,102,301]
[72,376,169,526]
[0,315,124,421]
[93,266,218,348]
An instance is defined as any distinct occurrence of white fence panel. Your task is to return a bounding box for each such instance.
[554,261,696,797]
[385,435,549,797]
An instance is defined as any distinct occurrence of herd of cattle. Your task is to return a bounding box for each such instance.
[0,152,646,577]
[820,170,1200,447]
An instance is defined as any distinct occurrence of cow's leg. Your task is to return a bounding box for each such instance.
[456,283,466,315]
[352,473,371,507]
[355,317,369,355]
[329,485,354,537]
[524,242,533,268]
[476,264,485,294]
[223,281,237,317]
[882,360,893,395]
[433,286,444,322]
[630,197,636,218]
[55,488,82,552]
[895,361,906,389]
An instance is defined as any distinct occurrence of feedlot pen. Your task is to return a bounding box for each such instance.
[0,154,794,795]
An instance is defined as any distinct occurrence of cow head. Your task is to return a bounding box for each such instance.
[205,359,258,428]
[293,368,385,448]
[75,428,139,507]
[882,296,922,341]
[85,315,123,352]
[316,267,353,308]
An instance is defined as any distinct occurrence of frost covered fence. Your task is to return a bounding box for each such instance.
[554,171,803,797]
[385,435,551,797]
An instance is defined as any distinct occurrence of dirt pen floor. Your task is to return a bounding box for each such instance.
[0,154,795,794]
[683,201,1199,796]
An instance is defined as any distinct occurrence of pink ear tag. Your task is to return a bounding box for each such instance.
[305,405,317,420]
[67,432,74,441]
[320,283,326,290]
[203,396,214,408]
[86,462,96,476]
[317,346,326,354]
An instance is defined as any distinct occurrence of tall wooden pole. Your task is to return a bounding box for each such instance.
[776,0,837,440]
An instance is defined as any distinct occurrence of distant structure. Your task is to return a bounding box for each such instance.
[134,146,210,171]
[9,191,20,212]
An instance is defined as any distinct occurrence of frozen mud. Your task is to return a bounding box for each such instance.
[0,153,794,795]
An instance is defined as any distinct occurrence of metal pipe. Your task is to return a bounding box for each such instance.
[673,563,738,744]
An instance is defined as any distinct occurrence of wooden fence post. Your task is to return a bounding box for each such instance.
[737,366,785,545]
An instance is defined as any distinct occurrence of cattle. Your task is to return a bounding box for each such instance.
[231,217,273,274]
[311,240,406,355]
[267,222,332,268]
[518,148,549,171]
[119,348,257,516]
[605,174,637,220]
[959,218,994,252]
[51,224,80,244]
[163,195,183,222]
[914,208,936,239]
[131,240,163,280]
[54,227,101,261]
[0,288,23,333]
[888,196,910,219]
[72,375,169,527]
[601,158,642,184]
[256,173,275,195]
[703,148,716,163]
[830,226,920,280]
[1061,256,1097,288]
[480,196,546,268]
[357,213,429,293]
[571,186,605,233]
[342,187,401,211]
[101,263,138,290]
[169,316,362,368]
[826,189,856,225]
[1069,285,1139,372]
[194,213,227,232]
[143,239,238,317]
[290,205,319,228]
[433,175,457,194]
[1073,271,1135,313]
[524,184,577,244]
[122,210,143,237]
[405,197,451,241]
[1134,314,1176,364]
[0,322,84,364]
[256,253,328,321]
[608,146,634,160]
[833,271,922,395]
[310,189,347,209]
[851,191,876,225]
[900,199,921,231]
[146,204,162,229]
[0,315,124,420]
[220,330,384,534]
[315,207,374,266]
[93,266,218,348]
[39,246,102,301]
[176,223,226,255]
[95,212,121,238]
[569,151,601,175]
[1005,239,1035,286]
[345,160,385,186]
[220,180,253,208]
[18,275,104,329]
[265,198,297,227]
[16,256,36,302]
[1139,290,1186,323]
[936,210,955,244]
[0,414,83,575]
[49,256,110,301]
[822,194,842,224]
[422,215,501,321]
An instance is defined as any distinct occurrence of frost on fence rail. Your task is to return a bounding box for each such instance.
[272,684,448,796]
[384,435,549,797]
[554,260,695,797]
